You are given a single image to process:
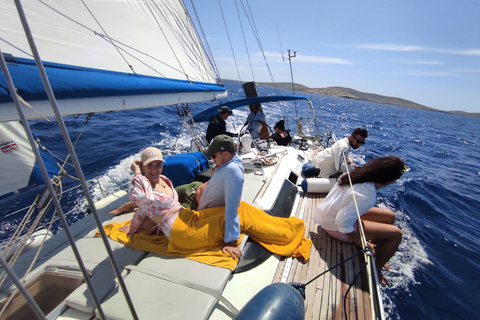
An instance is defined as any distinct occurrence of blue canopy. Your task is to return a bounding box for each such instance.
[192,95,310,123]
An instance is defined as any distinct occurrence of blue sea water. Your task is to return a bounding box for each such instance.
[1,80,479,319]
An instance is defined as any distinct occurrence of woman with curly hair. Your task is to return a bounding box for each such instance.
[314,156,407,285]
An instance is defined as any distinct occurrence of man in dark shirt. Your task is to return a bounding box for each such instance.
[205,106,236,143]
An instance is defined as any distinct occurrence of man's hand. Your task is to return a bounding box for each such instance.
[222,245,242,260]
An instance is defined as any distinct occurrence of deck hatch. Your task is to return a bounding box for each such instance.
[0,271,85,320]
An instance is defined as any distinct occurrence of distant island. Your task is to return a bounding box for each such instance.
[256,82,480,118]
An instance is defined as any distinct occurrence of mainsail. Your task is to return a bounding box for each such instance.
[0,0,227,122]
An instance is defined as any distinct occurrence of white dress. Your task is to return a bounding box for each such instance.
[313,181,376,234]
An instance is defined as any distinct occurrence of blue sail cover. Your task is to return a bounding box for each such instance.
[192,95,310,123]
[0,56,226,104]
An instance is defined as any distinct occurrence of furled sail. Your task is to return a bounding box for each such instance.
[0,121,57,197]
[0,0,227,122]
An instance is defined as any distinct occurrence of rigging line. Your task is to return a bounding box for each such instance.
[341,151,381,320]
[242,0,279,92]
[341,152,369,252]
[145,1,191,83]
[80,0,135,74]
[303,248,367,286]
[0,205,36,270]
[9,184,60,284]
[234,0,255,82]
[17,92,52,122]
[178,106,204,151]
[235,0,255,82]
[41,0,179,79]
[217,0,242,82]
[276,23,285,63]
[21,211,56,283]
[57,113,93,175]
[185,0,223,84]
[287,49,299,118]
[186,2,219,83]
[344,261,368,320]
[0,179,60,286]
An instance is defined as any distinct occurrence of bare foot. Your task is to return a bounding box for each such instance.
[108,202,138,215]
[109,208,122,215]
[380,276,389,286]
[383,264,391,272]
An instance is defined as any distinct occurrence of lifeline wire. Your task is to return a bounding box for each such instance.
[340,151,385,320]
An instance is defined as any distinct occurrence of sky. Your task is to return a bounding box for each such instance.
[188,0,480,113]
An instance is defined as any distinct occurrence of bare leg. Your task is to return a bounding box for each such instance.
[109,201,138,215]
[362,207,396,224]
[363,220,402,285]
[142,217,156,233]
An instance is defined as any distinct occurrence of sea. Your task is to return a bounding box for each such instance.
[1,80,479,320]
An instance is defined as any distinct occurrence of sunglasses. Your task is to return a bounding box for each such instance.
[353,135,365,145]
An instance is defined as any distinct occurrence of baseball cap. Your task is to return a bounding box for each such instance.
[218,106,233,115]
[202,135,235,156]
[141,147,165,165]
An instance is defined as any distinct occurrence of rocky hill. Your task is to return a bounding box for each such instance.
[256,82,480,118]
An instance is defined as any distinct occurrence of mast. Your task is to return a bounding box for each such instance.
[287,49,298,118]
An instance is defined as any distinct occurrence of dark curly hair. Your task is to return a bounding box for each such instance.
[338,156,406,187]
[274,120,286,131]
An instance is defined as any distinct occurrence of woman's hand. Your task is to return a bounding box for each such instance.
[120,224,131,233]
[366,241,376,258]
[130,160,142,174]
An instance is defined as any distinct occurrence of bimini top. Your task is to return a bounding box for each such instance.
[192,95,310,123]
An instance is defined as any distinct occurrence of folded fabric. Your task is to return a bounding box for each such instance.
[98,201,311,271]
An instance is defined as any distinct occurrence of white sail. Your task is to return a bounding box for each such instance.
[0,0,227,122]
[0,121,57,196]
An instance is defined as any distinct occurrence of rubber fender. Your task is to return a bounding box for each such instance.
[233,283,305,320]
[301,178,336,193]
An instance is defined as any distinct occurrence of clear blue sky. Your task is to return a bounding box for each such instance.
[189,0,479,113]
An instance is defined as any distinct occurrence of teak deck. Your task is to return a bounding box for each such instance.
[272,192,374,320]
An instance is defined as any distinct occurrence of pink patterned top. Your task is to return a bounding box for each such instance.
[129,174,181,238]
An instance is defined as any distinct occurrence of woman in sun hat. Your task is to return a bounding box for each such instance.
[120,147,182,237]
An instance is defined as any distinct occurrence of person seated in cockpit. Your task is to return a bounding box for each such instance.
[269,120,291,146]
[244,103,267,139]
